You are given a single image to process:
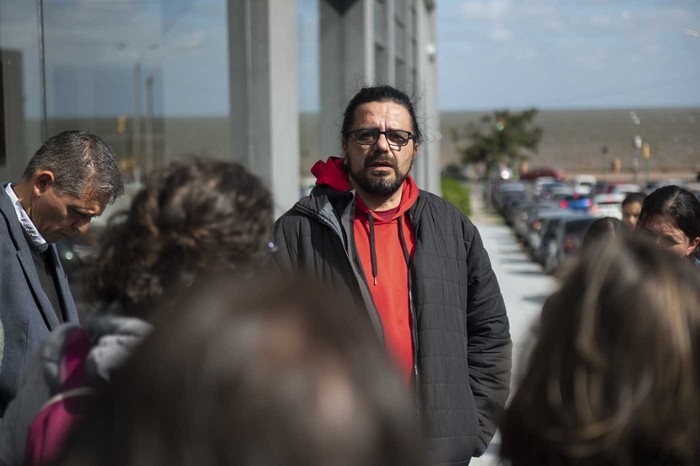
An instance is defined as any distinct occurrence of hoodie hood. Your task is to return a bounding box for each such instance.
[311,156,351,192]
[310,156,419,219]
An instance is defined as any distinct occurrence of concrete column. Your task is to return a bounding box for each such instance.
[227,0,299,216]
[412,0,439,195]
[386,0,395,84]
[319,0,372,160]
[318,0,439,195]
[0,50,27,181]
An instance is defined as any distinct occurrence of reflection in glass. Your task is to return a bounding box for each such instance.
[375,0,387,45]
[395,0,406,23]
[396,59,406,88]
[376,45,388,83]
[298,0,320,177]
[41,0,230,183]
[396,22,406,59]
[0,0,43,179]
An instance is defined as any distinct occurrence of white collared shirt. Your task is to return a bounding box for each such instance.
[4,183,49,252]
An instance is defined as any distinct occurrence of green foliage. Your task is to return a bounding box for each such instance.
[452,109,544,173]
[441,177,471,217]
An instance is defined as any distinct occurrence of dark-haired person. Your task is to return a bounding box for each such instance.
[0,131,123,416]
[273,85,511,465]
[637,185,700,267]
[0,157,273,466]
[500,235,700,466]
[621,192,646,228]
[53,275,427,466]
[582,217,627,249]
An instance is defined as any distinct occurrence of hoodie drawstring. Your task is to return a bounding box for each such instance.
[397,216,410,266]
[368,214,378,286]
[368,213,411,286]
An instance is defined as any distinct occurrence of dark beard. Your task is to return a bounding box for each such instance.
[345,153,413,197]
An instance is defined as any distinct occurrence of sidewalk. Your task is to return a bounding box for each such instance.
[464,182,555,466]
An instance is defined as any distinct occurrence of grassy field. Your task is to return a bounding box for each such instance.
[440,107,700,174]
[10,108,695,180]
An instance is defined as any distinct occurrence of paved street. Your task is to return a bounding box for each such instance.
[468,185,557,466]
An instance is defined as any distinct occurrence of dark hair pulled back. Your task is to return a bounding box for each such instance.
[341,85,423,144]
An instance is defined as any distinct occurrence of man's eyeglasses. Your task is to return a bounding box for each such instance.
[347,129,415,147]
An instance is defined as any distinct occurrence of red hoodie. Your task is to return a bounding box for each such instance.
[311,157,418,381]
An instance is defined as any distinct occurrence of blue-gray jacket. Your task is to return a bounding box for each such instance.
[0,184,79,417]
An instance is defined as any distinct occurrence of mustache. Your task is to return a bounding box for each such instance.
[364,154,397,169]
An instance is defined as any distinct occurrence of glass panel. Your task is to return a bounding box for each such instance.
[395,58,406,88]
[375,44,388,83]
[298,0,320,183]
[42,0,230,183]
[0,0,43,179]
[395,0,406,23]
[374,0,387,45]
[395,22,406,59]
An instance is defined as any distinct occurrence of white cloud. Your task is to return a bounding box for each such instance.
[515,48,539,60]
[590,14,611,26]
[460,0,511,21]
[489,26,513,42]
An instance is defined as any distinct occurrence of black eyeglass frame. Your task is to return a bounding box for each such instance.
[346,128,415,148]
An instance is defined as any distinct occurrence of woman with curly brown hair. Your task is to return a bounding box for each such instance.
[499,235,700,466]
[90,156,274,313]
[0,157,273,466]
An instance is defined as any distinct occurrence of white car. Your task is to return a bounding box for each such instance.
[573,174,597,195]
[591,193,625,219]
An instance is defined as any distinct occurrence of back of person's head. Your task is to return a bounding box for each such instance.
[89,156,273,318]
[500,235,700,466]
[582,217,627,248]
[637,185,700,244]
[56,275,426,466]
[21,130,123,205]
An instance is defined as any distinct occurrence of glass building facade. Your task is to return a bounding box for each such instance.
[0,0,438,213]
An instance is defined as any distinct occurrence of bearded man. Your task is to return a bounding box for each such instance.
[272,86,511,466]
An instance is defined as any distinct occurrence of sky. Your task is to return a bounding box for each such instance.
[437,0,700,111]
[2,0,698,117]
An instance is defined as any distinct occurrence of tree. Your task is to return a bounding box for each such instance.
[452,109,543,175]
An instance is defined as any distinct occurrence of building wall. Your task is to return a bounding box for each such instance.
[318,0,440,195]
[0,0,439,208]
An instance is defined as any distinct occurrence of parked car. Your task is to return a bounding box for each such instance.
[492,182,526,211]
[534,211,581,264]
[590,193,625,219]
[539,182,571,200]
[513,201,553,241]
[542,216,597,274]
[532,176,555,196]
[559,193,593,212]
[594,181,641,196]
[573,174,596,194]
[644,179,684,195]
[526,208,580,258]
[607,182,641,195]
[503,196,530,226]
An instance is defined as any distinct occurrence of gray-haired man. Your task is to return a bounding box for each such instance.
[0,130,123,416]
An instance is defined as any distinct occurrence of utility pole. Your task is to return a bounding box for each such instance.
[642,143,651,184]
[630,111,641,183]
